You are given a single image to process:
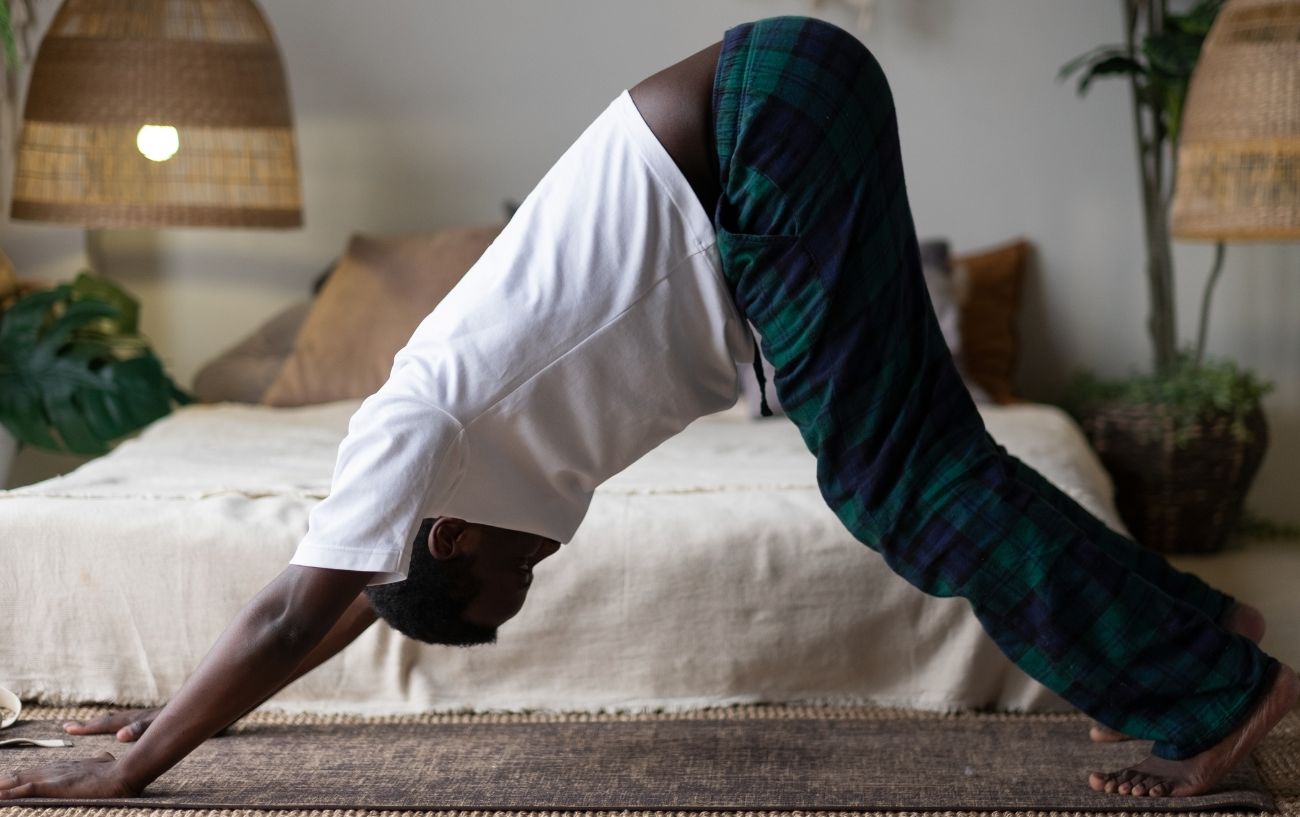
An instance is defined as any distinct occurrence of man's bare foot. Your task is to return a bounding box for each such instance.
[1089,602,1267,743]
[1088,662,1298,797]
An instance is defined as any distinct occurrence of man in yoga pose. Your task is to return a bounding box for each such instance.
[1,16,1294,802]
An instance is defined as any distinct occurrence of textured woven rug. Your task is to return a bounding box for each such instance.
[0,704,1295,815]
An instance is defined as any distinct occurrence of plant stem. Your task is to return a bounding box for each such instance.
[1152,2,1177,374]
[1127,2,1154,364]
[1127,0,1177,374]
[1194,241,1227,365]
[1152,185,1177,374]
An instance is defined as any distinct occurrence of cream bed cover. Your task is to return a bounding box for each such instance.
[0,401,1126,714]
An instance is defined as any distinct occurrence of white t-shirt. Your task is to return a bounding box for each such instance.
[291,91,753,585]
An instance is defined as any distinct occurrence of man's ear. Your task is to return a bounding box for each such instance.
[428,517,469,560]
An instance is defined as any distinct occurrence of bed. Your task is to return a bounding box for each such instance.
[1,226,1125,714]
[0,395,1123,715]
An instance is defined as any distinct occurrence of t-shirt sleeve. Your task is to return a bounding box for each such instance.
[290,375,465,586]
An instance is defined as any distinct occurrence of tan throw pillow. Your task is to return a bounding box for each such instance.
[262,225,502,407]
[952,239,1030,405]
[194,301,312,405]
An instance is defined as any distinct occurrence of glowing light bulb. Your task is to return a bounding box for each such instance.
[136,125,179,162]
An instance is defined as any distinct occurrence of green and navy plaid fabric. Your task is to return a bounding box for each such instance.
[711,15,1277,760]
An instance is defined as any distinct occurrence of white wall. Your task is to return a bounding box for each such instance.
[3,0,1298,526]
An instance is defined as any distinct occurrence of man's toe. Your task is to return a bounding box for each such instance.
[1090,724,1126,742]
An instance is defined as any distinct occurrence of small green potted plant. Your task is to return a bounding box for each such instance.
[1060,351,1271,553]
[1058,0,1271,553]
[0,272,188,484]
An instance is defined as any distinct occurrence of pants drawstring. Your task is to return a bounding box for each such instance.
[750,332,773,417]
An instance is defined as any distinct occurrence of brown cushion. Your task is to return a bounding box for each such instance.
[262,225,502,407]
[193,301,312,404]
[952,239,1030,405]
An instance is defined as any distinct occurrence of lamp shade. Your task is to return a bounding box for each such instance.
[10,0,302,229]
[1172,0,1300,240]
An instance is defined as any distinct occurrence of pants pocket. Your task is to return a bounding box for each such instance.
[714,227,821,363]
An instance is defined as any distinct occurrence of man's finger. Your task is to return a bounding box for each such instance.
[64,714,124,734]
[116,720,148,742]
[0,782,36,800]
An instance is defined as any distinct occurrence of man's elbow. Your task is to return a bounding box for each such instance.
[245,565,371,659]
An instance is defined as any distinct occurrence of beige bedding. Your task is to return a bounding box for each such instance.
[0,400,1125,714]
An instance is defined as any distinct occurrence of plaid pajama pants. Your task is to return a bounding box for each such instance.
[712,15,1278,760]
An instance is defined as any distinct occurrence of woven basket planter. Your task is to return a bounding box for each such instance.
[1078,400,1268,553]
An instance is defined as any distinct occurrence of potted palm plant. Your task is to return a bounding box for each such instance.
[0,272,188,485]
[1058,0,1271,553]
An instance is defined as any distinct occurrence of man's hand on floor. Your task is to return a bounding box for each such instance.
[0,751,139,800]
[4,565,371,800]
[62,708,236,743]
[62,709,160,743]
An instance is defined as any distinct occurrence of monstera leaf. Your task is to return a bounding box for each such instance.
[0,273,188,455]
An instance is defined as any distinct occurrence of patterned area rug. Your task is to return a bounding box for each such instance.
[0,704,1295,815]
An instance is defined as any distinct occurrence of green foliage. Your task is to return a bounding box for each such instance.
[0,0,15,70]
[1059,0,1224,140]
[1060,349,1273,449]
[0,272,189,455]
[1232,507,1300,542]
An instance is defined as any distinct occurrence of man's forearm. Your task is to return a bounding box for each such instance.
[114,565,370,793]
[291,591,379,680]
[226,591,379,727]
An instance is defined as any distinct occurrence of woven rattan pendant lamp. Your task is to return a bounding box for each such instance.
[1172,0,1300,240]
[9,0,302,229]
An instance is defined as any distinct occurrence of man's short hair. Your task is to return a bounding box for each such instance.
[364,518,498,646]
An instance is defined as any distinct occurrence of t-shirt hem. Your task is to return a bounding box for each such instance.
[614,90,718,254]
[289,545,405,586]
[613,90,749,358]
